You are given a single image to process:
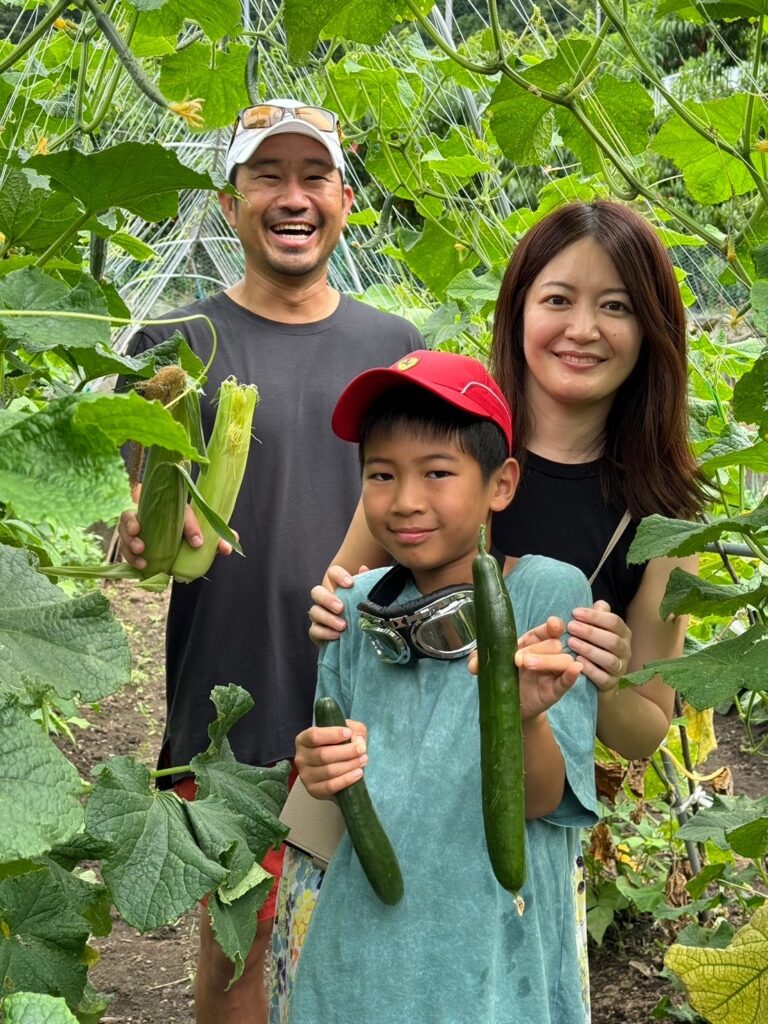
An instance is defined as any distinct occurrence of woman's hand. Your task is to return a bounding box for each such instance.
[308,563,368,644]
[563,600,632,693]
[295,719,368,798]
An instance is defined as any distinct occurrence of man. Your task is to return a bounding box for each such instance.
[118,98,421,1024]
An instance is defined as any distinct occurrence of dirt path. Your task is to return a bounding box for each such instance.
[66,581,766,1024]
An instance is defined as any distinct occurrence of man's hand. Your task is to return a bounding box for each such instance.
[117,500,233,572]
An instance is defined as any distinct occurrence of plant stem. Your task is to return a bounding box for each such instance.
[0,0,70,74]
[82,0,168,110]
[152,764,192,779]
[487,0,506,63]
[34,211,92,268]
[741,13,765,158]
[404,0,502,77]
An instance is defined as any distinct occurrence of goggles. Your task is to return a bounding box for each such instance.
[231,104,342,141]
[358,563,477,666]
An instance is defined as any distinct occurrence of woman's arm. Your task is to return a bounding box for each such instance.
[309,499,390,642]
[596,554,696,759]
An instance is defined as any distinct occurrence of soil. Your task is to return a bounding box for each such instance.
[64,581,767,1024]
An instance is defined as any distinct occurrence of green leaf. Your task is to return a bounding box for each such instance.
[135,0,242,39]
[27,143,223,222]
[660,568,768,619]
[0,545,130,707]
[283,0,431,61]
[445,269,502,305]
[159,42,250,131]
[0,866,90,1006]
[651,94,762,205]
[110,230,156,262]
[0,398,131,528]
[73,392,206,461]
[191,687,290,861]
[733,349,768,428]
[665,903,768,1023]
[676,795,768,851]
[628,504,768,562]
[399,219,479,300]
[557,75,654,173]
[0,173,81,253]
[176,464,242,552]
[207,883,272,985]
[726,817,768,859]
[0,702,83,861]
[701,438,768,474]
[86,757,229,932]
[626,624,768,709]
[0,268,110,353]
[1,992,80,1024]
[751,280,768,332]
[660,0,768,14]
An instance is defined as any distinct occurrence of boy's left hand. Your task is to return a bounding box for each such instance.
[468,616,583,721]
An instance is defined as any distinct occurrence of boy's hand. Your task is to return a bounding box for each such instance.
[295,719,368,798]
[468,616,583,720]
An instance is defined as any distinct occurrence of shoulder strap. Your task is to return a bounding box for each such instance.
[588,510,632,586]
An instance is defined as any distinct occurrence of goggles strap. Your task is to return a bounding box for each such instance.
[364,544,505,608]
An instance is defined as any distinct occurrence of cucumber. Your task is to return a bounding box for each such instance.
[472,524,526,895]
[314,696,404,906]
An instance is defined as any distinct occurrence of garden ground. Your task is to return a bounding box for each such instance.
[67,581,767,1024]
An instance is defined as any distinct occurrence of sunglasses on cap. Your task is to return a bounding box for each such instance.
[231,104,342,140]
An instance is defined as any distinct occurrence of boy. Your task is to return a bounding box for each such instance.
[288,350,599,1024]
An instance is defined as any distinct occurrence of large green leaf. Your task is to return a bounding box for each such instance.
[628,505,768,562]
[134,0,242,39]
[676,795,768,851]
[399,219,479,300]
[26,143,223,222]
[283,0,432,61]
[0,544,131,705]
[665,903,768,1023]
[625,624,768,709]
[652,94,764,205]
[86,757,229,931]
[730,351,768,430]
[0,703,84,861]
[0,398,131,528]
[0,866,90,1006]
[1,992,80,1024]
[0,268,110,352]
[659,0,768,15]
[191,686,290,861]
[73,392,206,461]
[207,883,272,986]
[159,42,250,131]
[557,75,654,173]
[0,171,81,253]
[660,568,768,619]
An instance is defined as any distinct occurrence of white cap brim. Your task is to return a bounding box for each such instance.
[225,118,345,182]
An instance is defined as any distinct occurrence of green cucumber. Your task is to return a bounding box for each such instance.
[314,696,404,906]
[472,524,526,895]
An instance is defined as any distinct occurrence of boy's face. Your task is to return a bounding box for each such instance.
[361,425,518,593]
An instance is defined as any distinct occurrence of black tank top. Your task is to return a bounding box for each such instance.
[492,452,646,619]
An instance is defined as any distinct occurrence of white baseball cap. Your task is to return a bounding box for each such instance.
[225,98,345,182]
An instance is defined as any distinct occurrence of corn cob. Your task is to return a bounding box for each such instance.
[170,377,258,583]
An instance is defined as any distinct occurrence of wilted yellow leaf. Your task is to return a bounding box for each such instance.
[683,703,718,764]
[665,904,768,1023]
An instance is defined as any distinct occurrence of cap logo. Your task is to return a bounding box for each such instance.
[397,356,420,372]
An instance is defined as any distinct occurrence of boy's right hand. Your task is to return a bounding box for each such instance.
[295,719,368,798]
[308,563,368,644]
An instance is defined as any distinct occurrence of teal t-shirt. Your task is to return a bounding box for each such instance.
[288,555,599,1024]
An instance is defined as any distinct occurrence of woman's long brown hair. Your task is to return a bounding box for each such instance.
[491,200,704,519]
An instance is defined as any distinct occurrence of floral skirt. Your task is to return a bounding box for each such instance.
[269,846,325,1024]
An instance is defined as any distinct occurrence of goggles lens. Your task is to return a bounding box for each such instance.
[359,591,476,665]
[238,104,338,134]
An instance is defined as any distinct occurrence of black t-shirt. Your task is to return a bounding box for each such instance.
[493,452,646,619]
[126,291,421,780]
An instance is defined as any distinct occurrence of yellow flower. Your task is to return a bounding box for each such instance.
[34,137,48,155]
[168,99,205,130]
[753,138,768,153]
[54,17,78,31]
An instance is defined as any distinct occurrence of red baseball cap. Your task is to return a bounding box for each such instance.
[332,349,513,452]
